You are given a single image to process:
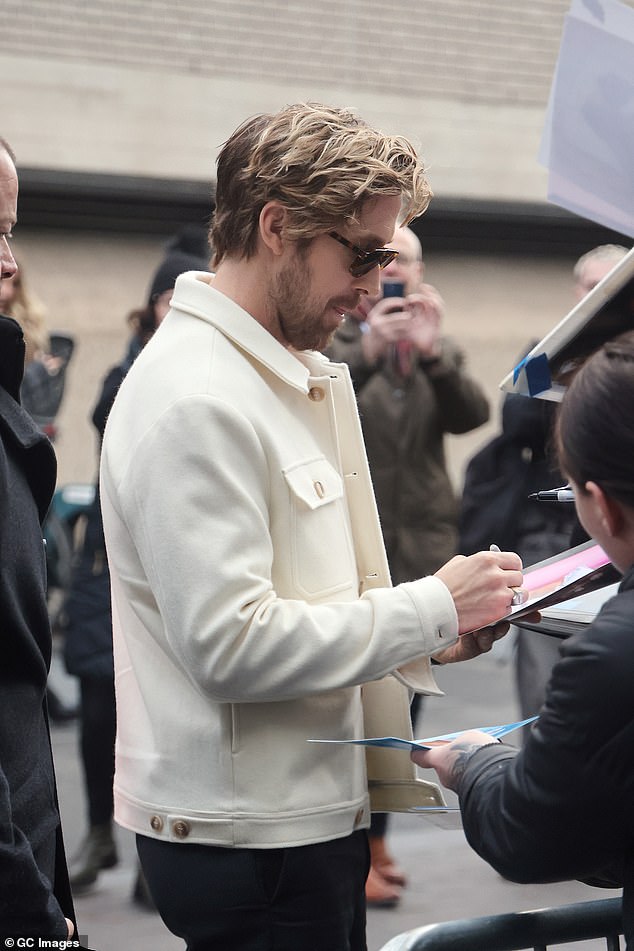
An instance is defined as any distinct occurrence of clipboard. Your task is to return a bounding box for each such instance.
[499,246,634,401]
[470,540,621,635]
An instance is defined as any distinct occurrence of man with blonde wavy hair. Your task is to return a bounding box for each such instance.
[100,102,525,950]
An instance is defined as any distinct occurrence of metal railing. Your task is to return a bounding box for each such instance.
[379,897,623,951]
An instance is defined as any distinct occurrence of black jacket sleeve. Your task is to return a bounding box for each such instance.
[0,768,70,937]
[457,585,634,886]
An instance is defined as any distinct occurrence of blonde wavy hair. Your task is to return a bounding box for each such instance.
[211,102,432,266]
[0,261,50,364]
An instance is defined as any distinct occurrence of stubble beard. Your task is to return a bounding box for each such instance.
[272,252,335,353]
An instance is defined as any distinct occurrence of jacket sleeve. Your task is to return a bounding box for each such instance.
[0,768,69,937]
[456,594,634,885]
[423,337,489,434]
[104,393,458,704]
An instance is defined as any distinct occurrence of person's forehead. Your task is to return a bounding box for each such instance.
[390,227,420,258]
[0,151,18,223]
[352,194,402,246]
[581,257,620,285]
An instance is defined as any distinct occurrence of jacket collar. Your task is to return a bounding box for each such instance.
[619,563,634,592]
[170,271,332,392]
[0,314,25,401]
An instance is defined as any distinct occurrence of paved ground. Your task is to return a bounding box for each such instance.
[50,644,618,951]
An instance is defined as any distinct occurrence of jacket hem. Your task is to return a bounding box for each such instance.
[115,793,370,848]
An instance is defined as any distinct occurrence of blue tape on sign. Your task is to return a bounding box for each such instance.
[512,352,551,396]
[512,355,528,384]
[524,353,552,396]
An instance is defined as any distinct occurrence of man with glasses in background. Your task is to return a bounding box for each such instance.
[100,102,524,951]
[327,224,490,907]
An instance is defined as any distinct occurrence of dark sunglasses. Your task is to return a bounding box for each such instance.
[328,231,399,277]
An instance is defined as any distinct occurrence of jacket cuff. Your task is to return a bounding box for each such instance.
[400,575,459,651]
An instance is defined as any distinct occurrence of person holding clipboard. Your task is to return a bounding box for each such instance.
[413,330,634,950]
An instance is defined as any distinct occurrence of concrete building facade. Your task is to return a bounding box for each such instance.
[1,0,581,199]
[1,1,631,485]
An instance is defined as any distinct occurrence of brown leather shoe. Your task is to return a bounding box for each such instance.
[365,866,401,908]
[368,835,407,888]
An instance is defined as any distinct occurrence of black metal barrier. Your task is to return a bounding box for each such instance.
[379,897,623,951]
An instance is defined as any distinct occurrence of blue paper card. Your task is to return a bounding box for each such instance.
[308,716,537,752]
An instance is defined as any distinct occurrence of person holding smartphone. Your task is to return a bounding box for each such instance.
[326,225,490,907]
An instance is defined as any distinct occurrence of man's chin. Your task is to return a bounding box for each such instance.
[314,321,344,352]
[289,320,342,353]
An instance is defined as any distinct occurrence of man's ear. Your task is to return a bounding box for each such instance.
[259,202,287,257]
[586,480,624,537]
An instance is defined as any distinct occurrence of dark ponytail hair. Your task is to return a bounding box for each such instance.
[556,330,634,508]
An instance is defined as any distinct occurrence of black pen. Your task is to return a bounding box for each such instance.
[528,485,575,503]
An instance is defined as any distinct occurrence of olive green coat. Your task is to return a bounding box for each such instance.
[327,317,489,582]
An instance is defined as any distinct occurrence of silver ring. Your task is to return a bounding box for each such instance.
[510,588,526,607]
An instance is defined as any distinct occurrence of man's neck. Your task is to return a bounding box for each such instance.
[212,256,284,345]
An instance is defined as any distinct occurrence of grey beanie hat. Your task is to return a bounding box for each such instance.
[148,225,211,305]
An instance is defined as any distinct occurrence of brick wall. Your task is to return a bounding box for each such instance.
[2,1,632,200]
[1,0,577,106]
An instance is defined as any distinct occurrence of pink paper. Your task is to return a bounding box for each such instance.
[523,544,609,593]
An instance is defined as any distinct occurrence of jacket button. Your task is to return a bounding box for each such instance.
[172,819,191,839]
[150,815,164,832]
[308,386,325,402]
[313,480,325,498]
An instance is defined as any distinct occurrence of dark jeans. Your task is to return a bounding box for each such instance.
[137,829,370,951]
[79,675,116,826]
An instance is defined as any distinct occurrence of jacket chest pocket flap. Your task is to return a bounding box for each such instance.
[282,457,356,597]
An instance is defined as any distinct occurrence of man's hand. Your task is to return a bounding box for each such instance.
[410,730,501,791]
[360,296,413,364]
[435,550,525,635]
[403,283,443,359]
[360,283,444,365]
[433,621,510,664]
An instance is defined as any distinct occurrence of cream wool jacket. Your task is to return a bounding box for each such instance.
[100,271,458,849]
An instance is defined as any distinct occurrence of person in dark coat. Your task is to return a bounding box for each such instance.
[412,330,634,950]
[0,134,77,940]
[459,385,579,726]
[460,243,628,726]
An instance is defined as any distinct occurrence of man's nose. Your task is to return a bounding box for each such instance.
[381,259,402,280]
[0,240,17,283]
[355,266,382,298]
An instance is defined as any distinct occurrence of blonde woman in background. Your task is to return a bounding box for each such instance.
[1,258,77,723]
[0,258,49,361]
[0,259,69,433]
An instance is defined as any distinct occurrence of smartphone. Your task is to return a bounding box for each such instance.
[382,280,405,298]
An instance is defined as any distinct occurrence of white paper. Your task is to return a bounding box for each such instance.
[540,0,634,238]
[499,246,634,399]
